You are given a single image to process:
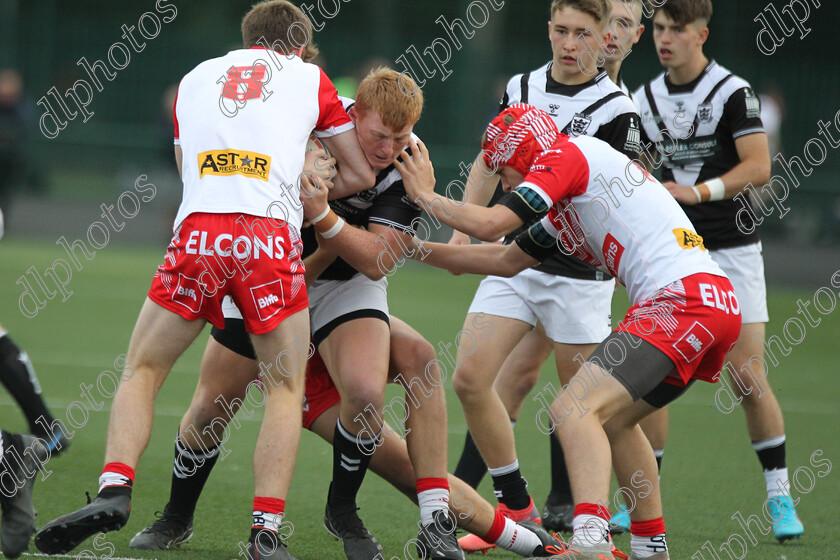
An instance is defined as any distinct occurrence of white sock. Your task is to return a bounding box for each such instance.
[0,432,4,456]
[494,516,542,555]
[418,487,449,526]
[571,514,609,546]
[253,510,283,533]
[98,471,132,493]
[487,459,519,477]
[631,533,668,558]
[765,467,790,498]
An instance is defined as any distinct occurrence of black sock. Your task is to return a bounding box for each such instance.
[167,434,220,517]
[754,438,786,471]
[453,431,487,489]
[491,466,530,510]
[328,419,378,510]
[0,335,56,435]
[654,449,664,472]
[548,433,573,503]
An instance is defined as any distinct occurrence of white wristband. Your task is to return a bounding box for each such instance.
[691,186,703,203]
[320,217,345,239]
[705,178,726,201]
[310,207,331,224]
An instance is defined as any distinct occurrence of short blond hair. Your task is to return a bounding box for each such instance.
[355,68,424,131]
[241,0,319,61]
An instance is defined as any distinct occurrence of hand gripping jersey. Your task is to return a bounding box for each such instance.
[301,98,422,281]
[173,48,353,232]
[510,132,725,305]
[498,62,642,280]
[634,61,765,249]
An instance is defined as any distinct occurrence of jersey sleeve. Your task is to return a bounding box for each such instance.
[519,146,590,206]
[367,180,422,236]
[172,83,181,145]
[594,111,642,159]
[723,86,765,139]
[314,67,354,137]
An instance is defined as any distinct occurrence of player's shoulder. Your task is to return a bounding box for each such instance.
[633,71,667,103]
[706,62,755,100]
[339,96,355,114]
[505,61,551,96]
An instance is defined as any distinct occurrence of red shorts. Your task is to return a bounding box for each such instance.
[617,273,742,386]
[148,213,307,335]
[302,350,341,429]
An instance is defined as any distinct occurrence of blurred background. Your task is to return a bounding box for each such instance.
[0,0,838,285]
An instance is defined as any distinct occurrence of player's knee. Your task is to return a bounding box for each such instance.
[452,367,487,403]
[342,381,386,417]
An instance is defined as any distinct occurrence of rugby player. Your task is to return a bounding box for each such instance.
[447,0,642,544]
[632,0,803,542]
[128,68,464,560]
[392,104,743,560]
[33,2,375,558]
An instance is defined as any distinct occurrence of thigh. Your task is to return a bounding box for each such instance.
[318,317,390,397]
[454,313,533,384]
[250,307,311,394]
[127,297,206,373]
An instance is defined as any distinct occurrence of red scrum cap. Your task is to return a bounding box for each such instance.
[481,103,559,176]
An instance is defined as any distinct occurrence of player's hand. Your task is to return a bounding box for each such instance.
[394,138,436,202]
[448,230,470,246]
[663,181,700,205]
[299,173,330,225]
[304,148,336,190]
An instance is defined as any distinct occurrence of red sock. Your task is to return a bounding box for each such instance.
[98,462,135,492]
[484,510,507,542]
[630,517,666,536]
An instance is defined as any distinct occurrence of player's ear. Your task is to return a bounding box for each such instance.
[635,24,645,43]
[348,106,357,125]
[697,22,710,45]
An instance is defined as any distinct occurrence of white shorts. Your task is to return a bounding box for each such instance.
[221,273,389,343]
[467,268,614,344]
[709,241,768,324]
[308,274,389,344]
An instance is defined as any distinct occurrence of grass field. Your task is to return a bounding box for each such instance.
[1,238,838,560]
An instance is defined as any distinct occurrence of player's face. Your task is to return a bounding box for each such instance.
[652,12,708,70]
[604,1,644,64]
[498,166,525,192]
[351,108,414,170]
[547,7,607,81]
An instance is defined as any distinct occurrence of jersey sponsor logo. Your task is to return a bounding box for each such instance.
[699,283,741,315]
[250,278,286,322]
[744,88,761,119]
[697,102,713,124]
[602,233,625,277]
[548,103,561,116]
[658,135,719,165]
[172,273,203,314]
[570,113,592,136]
[184,230,286,261]
[673,321,715,363]
[625,116,642,153]
[220,64,270,102]
[673,228,707,251]
[198,149,271,181]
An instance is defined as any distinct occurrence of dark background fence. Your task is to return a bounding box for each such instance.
[1,0,838,253]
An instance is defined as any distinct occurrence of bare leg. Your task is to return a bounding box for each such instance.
[105,299,206,467]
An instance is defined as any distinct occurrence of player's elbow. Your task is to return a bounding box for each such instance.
[755,159,772,186]
[472,220,508,243]
[343,164,376,193]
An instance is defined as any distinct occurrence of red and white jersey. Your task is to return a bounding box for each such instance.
[521,135,725,304]
[173,48,353,231]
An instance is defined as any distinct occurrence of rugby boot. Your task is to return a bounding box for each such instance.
[0,434,48,559]
[245,528,297,560]
[767,496,804,543]
[416,509,464,559]
[324,503,383,560]
[129,504,194,549]
[35,489,131,554]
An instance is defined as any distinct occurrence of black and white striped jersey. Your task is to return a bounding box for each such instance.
[501,61,642,159]
[634,60,765,249]
[497,61,641,280]
[302,99,421,281]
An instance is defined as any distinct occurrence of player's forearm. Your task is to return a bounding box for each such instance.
[303,247,337,286]
[414,241,531,277]
[714,157,772,198]
[461,154,500,207]
[415,192,510,242]
[317,225,386,281]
